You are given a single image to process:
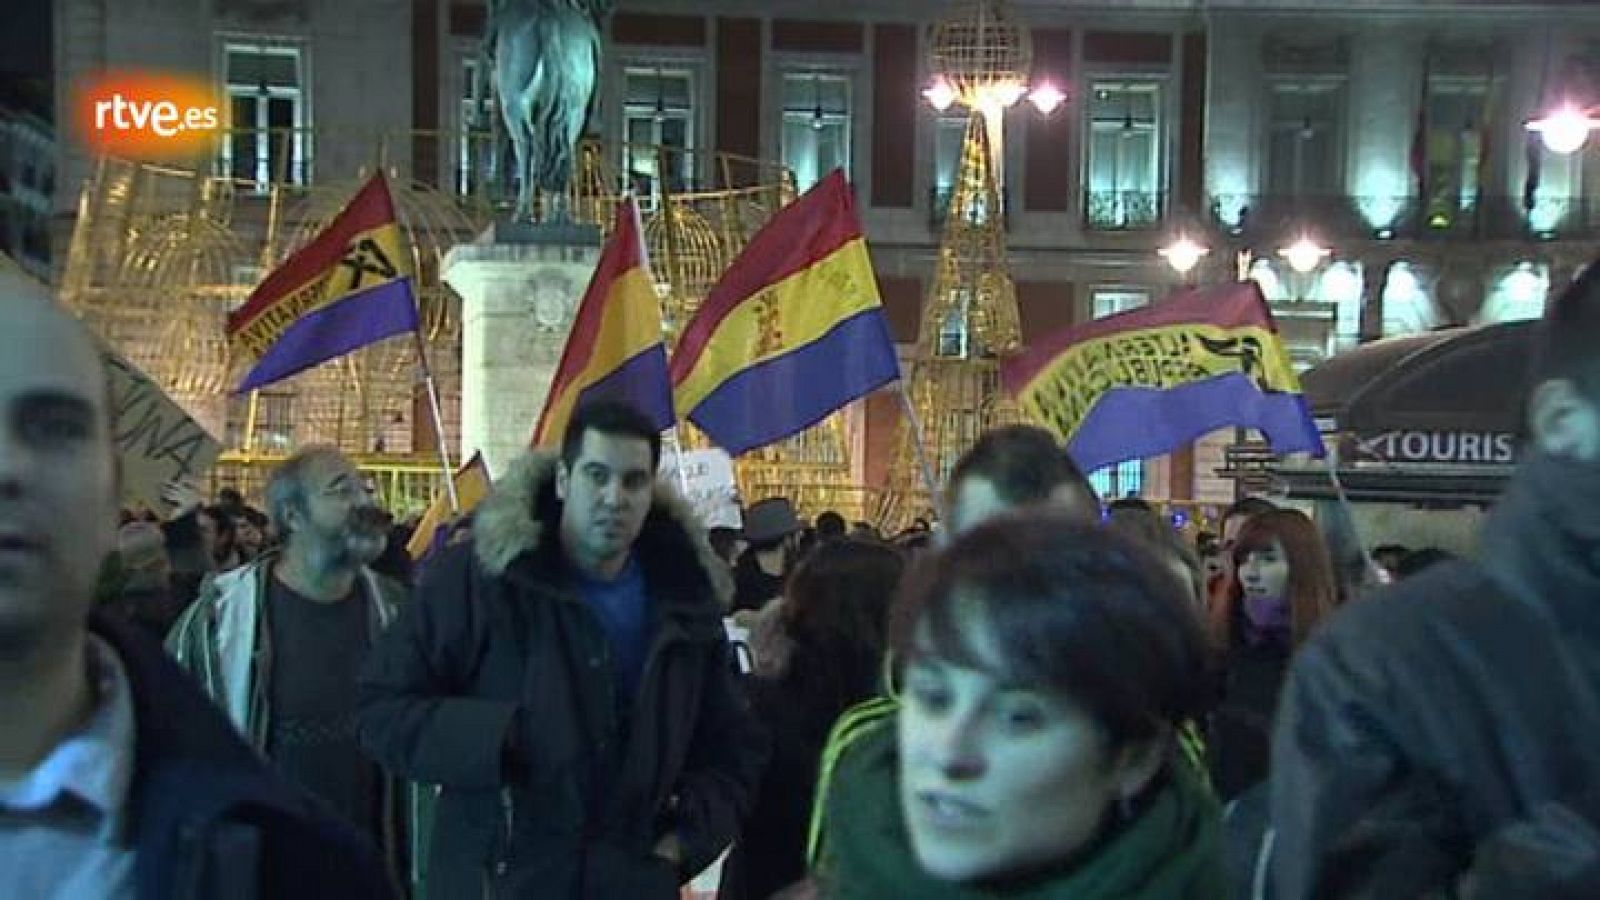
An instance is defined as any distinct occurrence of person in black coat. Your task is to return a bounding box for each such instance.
[358,402,768,899]
[0,282,391,899]
[718,538,905,900]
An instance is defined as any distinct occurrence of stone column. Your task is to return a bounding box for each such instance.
[443,225,602,478]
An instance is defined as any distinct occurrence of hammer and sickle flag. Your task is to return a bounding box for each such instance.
[1001,281,1324,472]
[228,172,420,393]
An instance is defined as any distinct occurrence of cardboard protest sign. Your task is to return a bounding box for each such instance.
[659,448,742,530]
[103,349,223,514]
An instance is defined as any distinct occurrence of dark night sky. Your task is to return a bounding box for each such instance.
[0,0,53,120]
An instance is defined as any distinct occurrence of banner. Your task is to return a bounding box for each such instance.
[659,449,742,529]
[103,349,223,513]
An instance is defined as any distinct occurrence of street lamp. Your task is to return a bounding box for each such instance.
[1279,238,1332,275]
[923,78,958,112]
[1159,237,1210,278]
[1526,104,1600,154]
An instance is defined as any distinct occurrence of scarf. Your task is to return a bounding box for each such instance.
[818,725,1226,900]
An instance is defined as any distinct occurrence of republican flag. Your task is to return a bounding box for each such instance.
[228,172,420,392]
[1001,281,1324,472]
[670,170,901,455]
[530,197,674,446]
[405,452,491,560]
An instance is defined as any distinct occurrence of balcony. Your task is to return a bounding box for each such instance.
[1084,190,1165,231]
[1207,193,1600,243]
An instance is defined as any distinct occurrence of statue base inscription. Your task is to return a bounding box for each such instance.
[443,221,603,478]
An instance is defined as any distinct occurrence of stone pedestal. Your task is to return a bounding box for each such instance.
[443,221,602,478]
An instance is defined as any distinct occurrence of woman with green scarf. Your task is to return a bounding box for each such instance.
[811,512,1226,900]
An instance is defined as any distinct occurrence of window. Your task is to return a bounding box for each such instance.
[781,72,851,192]
[1089,461,1144,500]
[622,68,695,205]
[935,289,971,358]
[458,56,498,196]
[1267,81,1344,196]
[1091,288,1149,319]
[1086,80,1163,229]
[1422,76,1493,226]
[933,112,969,219]
[221,41,308,188]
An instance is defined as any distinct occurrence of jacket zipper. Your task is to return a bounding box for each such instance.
[173,818,208,900]
[496,787,515,877]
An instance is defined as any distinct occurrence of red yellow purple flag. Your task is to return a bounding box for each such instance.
[1001,281,1324,472]
[530,197,674,446]
[669,170,900,455]
[228,172,419,392]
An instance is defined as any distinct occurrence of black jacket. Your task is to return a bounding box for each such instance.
[87,611,393,900]
[1270,452,1600,898]
[358,451,768,900]
[718,654,876,900]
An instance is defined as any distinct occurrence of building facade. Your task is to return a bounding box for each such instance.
[51,0,1600,506]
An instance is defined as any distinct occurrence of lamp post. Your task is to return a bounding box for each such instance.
[1277,237,1332,303]
[1526,104,1600,154]
[1159,236,1210,285]
[922,0,1062,196]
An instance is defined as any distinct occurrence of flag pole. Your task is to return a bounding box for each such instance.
[413,324,460,512]
[895,381,946,524]
[1317,442,1387,586]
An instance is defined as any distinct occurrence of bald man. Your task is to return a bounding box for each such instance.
[0,274,392,899]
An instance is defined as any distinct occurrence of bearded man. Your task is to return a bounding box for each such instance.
[169,448,409,880]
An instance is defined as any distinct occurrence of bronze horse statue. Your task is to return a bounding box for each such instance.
[482,0,615,221]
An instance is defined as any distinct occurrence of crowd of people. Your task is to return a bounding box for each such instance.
[6,257,1600,899]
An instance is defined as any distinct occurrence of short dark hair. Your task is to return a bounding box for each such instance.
[892,512,1213,749]
[783,538,906,707]
[948,425,1099,519]
[815,510,848,539]
[561,401,663,470]
[708,526,742,563]
[1533,259,1600,400]
[1108,496,1153,513]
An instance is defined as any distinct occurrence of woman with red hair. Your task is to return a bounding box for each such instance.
[1208,508,1341,800]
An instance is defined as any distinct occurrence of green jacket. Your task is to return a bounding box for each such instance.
[816,718,1227,900]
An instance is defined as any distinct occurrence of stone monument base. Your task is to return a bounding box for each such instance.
[443,220,603,478]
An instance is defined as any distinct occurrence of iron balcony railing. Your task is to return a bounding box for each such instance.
[1084,190,1166,231]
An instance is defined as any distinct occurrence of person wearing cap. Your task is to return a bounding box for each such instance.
[733,497,802,613]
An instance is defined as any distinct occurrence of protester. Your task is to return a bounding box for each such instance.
[814,510,848,543]
[1270,261,1600,898]
[811,512,1224,897]
[1208,508,1340,800]
[945,424,1100,537]
[233,507,269,562]
[719,538,906,900]
[204,503,243,571]
[358,401,766,899]
[167,447,410,883]
[104,521,188,641]
[1392,546,1455,579]
[708,525,745,570]
[1368,543,1410,581]
[0,274,391,898]
[1107,509,1208,613]
[734,496,803,612]
[1205,497,1277,614]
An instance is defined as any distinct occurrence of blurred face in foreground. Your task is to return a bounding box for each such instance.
[897,599,1157,884]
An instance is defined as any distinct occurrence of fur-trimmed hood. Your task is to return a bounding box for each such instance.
[472,449,734,613]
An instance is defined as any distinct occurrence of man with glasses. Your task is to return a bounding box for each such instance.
[169,448,410,883]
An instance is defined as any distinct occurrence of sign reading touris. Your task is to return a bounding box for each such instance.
[1349,430,1518,466]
